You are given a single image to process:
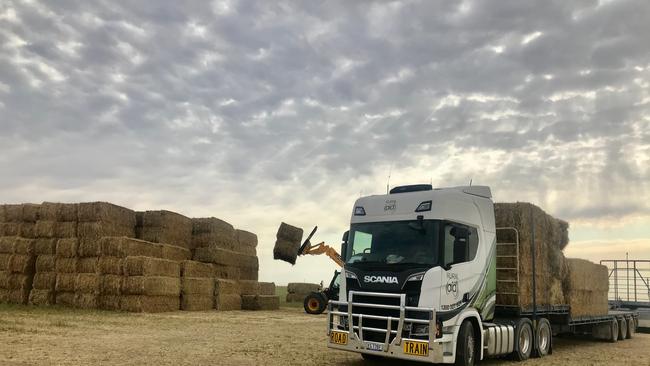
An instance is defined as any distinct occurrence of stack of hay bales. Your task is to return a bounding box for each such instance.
[565,259,609,318]
[30,238,58,305]
[273,223,303,265]
[0,237,36,304]
[0,201,273,313]
[214,278,242,310]
[136,211,193,251]
[494,202,608,318]
[286,283,320,303]
[240,280,278,310]
[122,254,181,312]
[180,260,215,311]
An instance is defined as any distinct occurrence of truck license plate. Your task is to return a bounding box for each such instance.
[330,331,348,345]
[403,340,429,356]
[365,342,383,352]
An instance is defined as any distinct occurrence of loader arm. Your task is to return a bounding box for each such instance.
[301,242,344,267]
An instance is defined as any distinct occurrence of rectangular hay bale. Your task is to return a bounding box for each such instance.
[124,256,180,277]
[215,293,241,311]
[77,202,136,226]
[73,293,100,309]
[55,292,75,306]
[40,202,78,222]
[239,280,260,295]
[241,295,280,311]
[102,275,123,295]
[122,276,181,296]
[181,260,214,278]
[55,273,76,292]
[33,272,56,290]
[98,257,124,275]
[55,258,78,273]
[0,223,20,237]
[181,294,214,311]
[56,238,79,258]
[35,255,56,272]
[160,244,191,261]
[214,279,241,295]
[34,238,57,255]
[182,277,214,295]
[99,295,121,311]
[74,273,102,293]
[120,295,180,313]
[259,282,276,296]
[77,257,99,273]
[100,237,161,258]
[29,289,55,306]
[8,254,36,274]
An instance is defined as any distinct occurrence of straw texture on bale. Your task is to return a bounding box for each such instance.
[101,275,123,295]
[33,272,56,289]
[181,295,214,311]
[235,230,257,247]
[35,255,55,272]
[0,237,15,254]
[29,289,55,305]
[78,222,134,240]
[8,254,36,274]
[160,244,191,261]
[287,283,320,294]
[242,295,280,310]
[55,274,76,292]
[95,257,122,275]
[120,295,180,313]
[182,277,214,295]
[78,240,102,258]
[0,223,20,236]
[191,218,236,251]
[100,237,161,258]
[1,288,30,304]
[213,264,240,280]
[74,293,100,309]
[215,293,241,311]
[22,204,40,223]
[138,210,193,250]
[0,273,31,290]
[0,254,9,271]
[77,258,99,273]
[77,202,136,226]
[56,257,78,273]
[99,295,121,310]
[239,267,258,281]
[214,279,241,295]
[35,221,77,238]
[56,238,79,258]
[193,247,239,266]
[55,292,75,307]
[40,202,78,222]
[565,258,609,317]
[124,256,180,277]
[19,223,35,238]
[239,280,260,295]
[13,238,36,255]
[273,239,300,265]
[122,276,181,296]
[259,282,276,296]
[34,239,57,255]
[494,202,569,311]
[74,273,101,293]
[181,261,214,278]
[4,205,23,222]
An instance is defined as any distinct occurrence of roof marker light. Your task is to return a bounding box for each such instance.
[415,200,432,212]
[354,206,366,216]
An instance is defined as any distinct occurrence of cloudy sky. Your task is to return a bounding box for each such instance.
[1,0,649,285]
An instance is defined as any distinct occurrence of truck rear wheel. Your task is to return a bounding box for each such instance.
[513,318,533,361]
[455,320,477,366]
[303,292,327,314]
[534,318,551,357]
[626,317,635,339]
[618,317,627,341]
[608,318,619,343]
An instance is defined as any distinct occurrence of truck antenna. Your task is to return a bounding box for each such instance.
[386,166,392,194]
[469,179,473,186]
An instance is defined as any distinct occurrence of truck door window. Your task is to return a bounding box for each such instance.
[443,223,479,265]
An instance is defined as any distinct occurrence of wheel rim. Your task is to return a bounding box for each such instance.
[467,332,475,364]
[308,299,319,311]
[519,327,531,355]
[539,325,550,353]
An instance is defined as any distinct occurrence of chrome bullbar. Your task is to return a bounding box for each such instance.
[327,291,443,362]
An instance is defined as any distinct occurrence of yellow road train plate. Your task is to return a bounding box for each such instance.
[403,340,428,356]
[330,331,348,345]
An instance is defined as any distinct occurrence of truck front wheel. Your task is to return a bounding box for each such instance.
[455,320,477,366]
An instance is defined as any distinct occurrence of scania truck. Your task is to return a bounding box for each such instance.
[327,184,637,365]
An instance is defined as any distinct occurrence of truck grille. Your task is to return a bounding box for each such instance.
[351,294,401,342]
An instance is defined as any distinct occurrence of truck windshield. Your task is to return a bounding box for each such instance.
[347,220,441,267]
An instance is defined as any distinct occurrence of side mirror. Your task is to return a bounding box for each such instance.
[342,231,349,243]
[340,243,348,261]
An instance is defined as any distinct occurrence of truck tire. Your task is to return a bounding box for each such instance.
[513,318,533,361]
[455,320,477,366]
[626,317,635,339]
[304,292,327,315]
[618,317,627,341]
[608,318,619,343]
[534,318,552,357]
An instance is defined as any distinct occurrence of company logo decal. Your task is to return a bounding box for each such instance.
[384,200,397,213]
[364,275,399,284]
[446,273,459,299]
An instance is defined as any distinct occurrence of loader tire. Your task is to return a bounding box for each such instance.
[304,292,327,315]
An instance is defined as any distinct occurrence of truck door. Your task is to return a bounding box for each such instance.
[438,222,481,319]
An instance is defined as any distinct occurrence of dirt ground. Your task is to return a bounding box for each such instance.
[0,304,648,366]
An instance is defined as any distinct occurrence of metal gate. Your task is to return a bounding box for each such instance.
[600,258,650,309]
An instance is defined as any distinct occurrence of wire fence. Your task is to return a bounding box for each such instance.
[600,259,650,304]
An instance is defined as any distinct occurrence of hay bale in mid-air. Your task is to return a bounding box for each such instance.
[273,223,304,265]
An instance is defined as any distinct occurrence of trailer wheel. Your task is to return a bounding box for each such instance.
[513,318,533,361]
[608,318,619,343]
[303,292,327,315]
[626,317,635,339]
[455,320,477,366]
[534,318,552,357]
[618,317,627,341]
